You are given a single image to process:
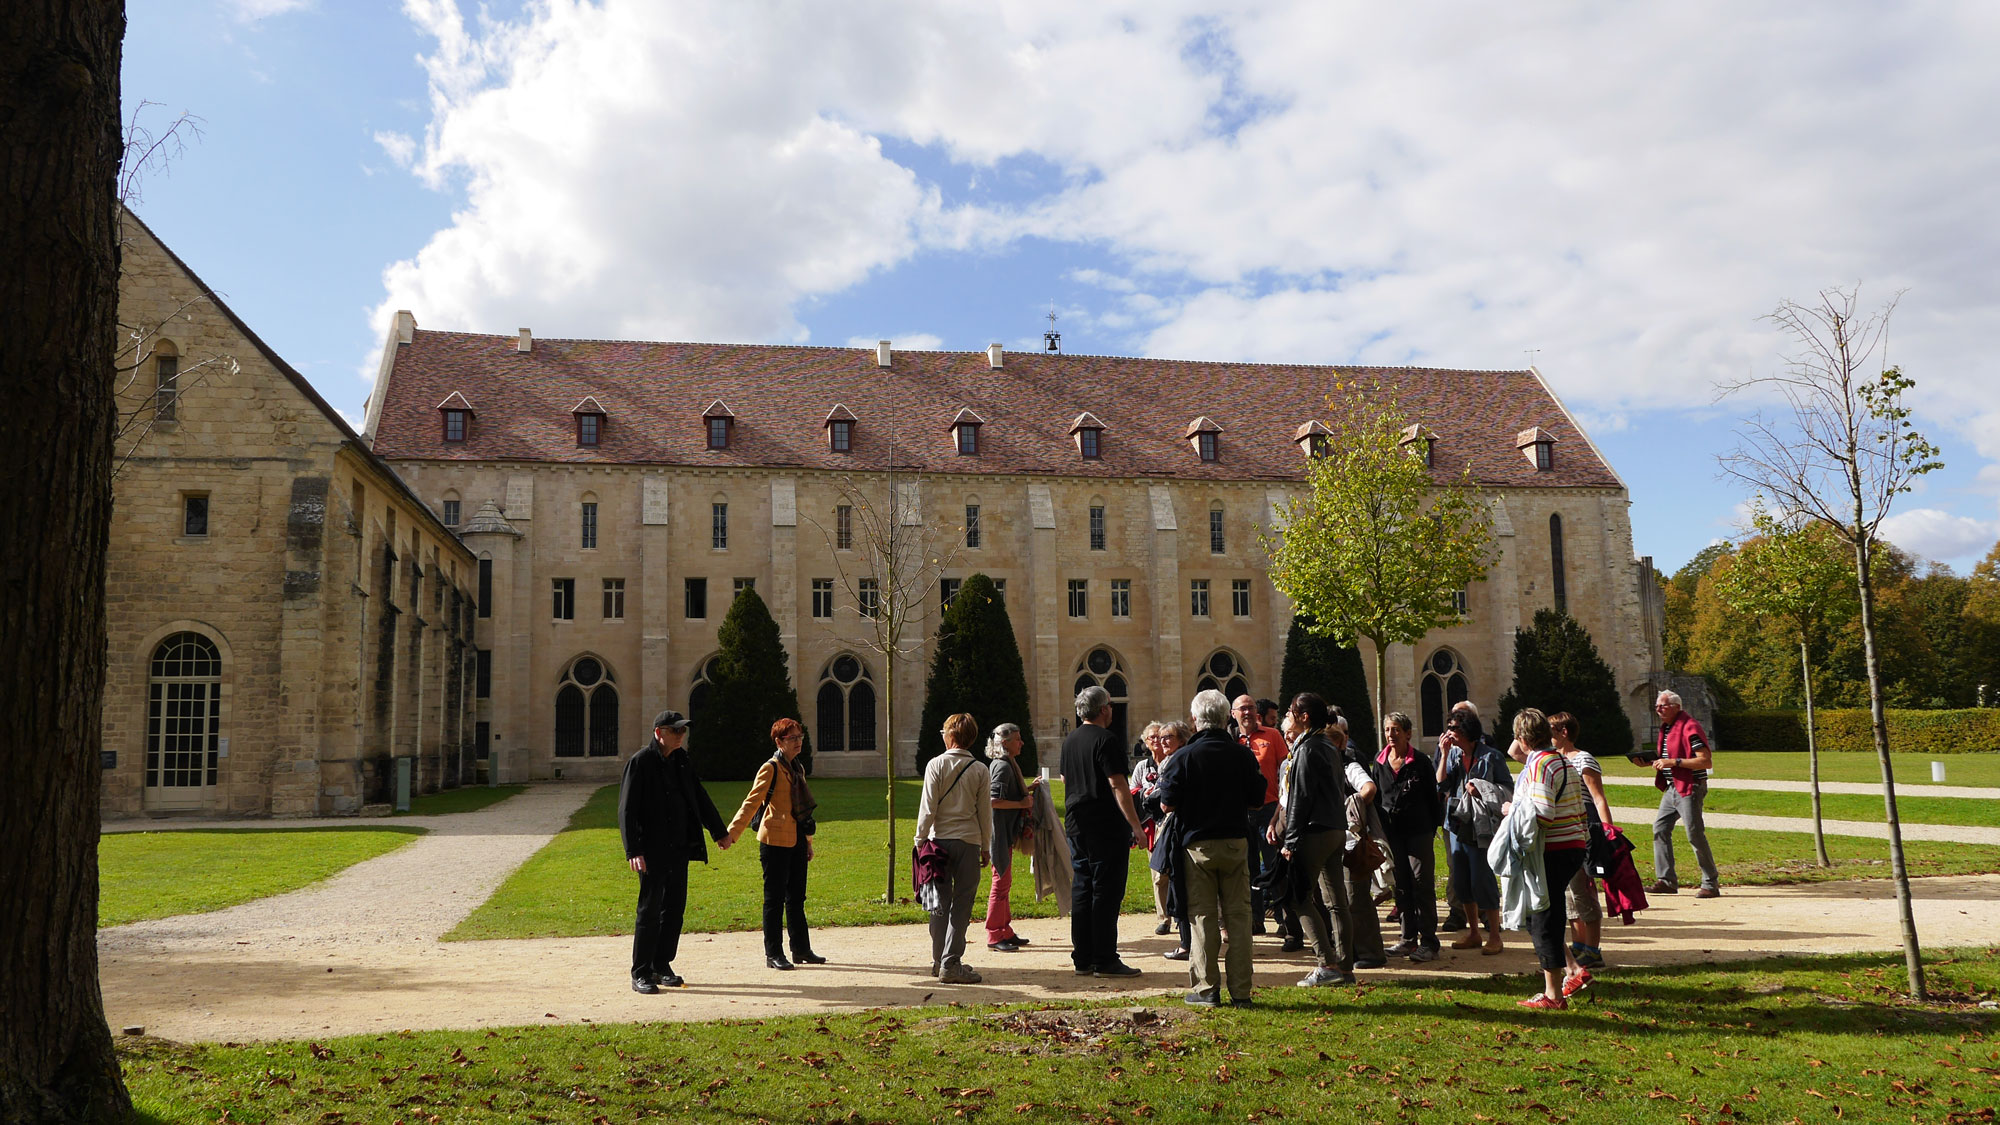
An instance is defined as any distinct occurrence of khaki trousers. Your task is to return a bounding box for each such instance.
[1184,837,1254,1002]
[1288,828,1353,972]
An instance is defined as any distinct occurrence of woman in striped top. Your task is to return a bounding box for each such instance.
[1510,708,1591,1010]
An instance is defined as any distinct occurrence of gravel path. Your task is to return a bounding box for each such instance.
[1606,804,2000,845]
[1599,774,2000,800]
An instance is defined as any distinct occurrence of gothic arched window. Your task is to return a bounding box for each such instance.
[555,655,619,757]
[148,631,221,789]
[1074,646,1131,749]
[1195,648,1250,702]
[816,654,876,752]
[1419,648,1470,738]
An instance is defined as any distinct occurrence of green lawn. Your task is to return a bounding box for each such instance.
[397,784,525,817]
[1686,787,2000,829]
[99,828,424,927]
[448,780,1161,941]
[1599,750,2000,788]
[124,948,2000,1125]
[1642,824,2000,886]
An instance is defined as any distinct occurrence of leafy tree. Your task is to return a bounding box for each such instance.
[1,2,133,1119]
[917,573,1037,775]
[1662,542,1734,670]
[1497,609,1636,756]
[1278,613,1377,756]
[1713,501,1855,865]
[1719,286,1945,999]
[688,588,809,781]
[1265,381,1496,730]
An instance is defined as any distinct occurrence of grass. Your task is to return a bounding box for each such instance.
[448,781,1161,941]
[123,948,2000,1125]
[1599,750,2000,788]
[1645,825,2000,886]
[99,828,424,927]
[1688,788,2000,829]
[398,784,525,817]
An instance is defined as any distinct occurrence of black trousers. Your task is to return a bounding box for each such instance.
[760,840,813,958]
[1530,847,1588,971]
[1388,828,1438,948]
[632,855,690,980]
[1069,822,1131,970]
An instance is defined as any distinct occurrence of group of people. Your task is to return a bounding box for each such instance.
[618,685,1722,1012]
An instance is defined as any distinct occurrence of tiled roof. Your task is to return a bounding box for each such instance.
[369,331,1623,489]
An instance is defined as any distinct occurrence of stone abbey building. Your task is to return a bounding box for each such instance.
[365,321,1667,780]
[104,216,476,817]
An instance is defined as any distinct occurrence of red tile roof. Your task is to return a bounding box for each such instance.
[370,331,1622,489]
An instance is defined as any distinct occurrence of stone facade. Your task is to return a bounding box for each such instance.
[102,215,477,817]
[368,330,1666,778]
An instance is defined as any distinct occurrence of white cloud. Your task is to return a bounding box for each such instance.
[372,130,416,168]
[845,333,942,352]
[227,0,311,22]
[1880,508,2000,564]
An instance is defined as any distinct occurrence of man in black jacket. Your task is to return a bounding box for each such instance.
[619,710,731,992]
[1277,692,1355,986]
[1158,689,1270,1007]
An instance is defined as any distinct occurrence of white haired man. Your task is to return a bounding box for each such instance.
[1158,689,1270,1007]
[1640,690,1720,898]
[1061,686,1148,977]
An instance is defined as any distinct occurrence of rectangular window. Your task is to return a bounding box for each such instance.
[182,494,209,538]
[1110,578,1131,619]
[603,577,625,620]
[835,504,853,550]
[964,504,981,549]
[578,413,601,446]
[956,425,978,455]
[154,354,179,422]
[940,577,961,613]
[1080,428,1100,459]
[811,578,834,619]
[734,577,756,596]
[580,502,598,549]
[993,578,1006,604]
[830,420,852,452]
[711,502,728,549]
[441,499,460,527]
[475,720,490,761]
[684,577,708,619]
[1451,587,1469,616]
[1089,505,1106,551]
[475,649,492,698]
[858,578,880,618]
[1067,579,1088,618]
[707,417,729,449]
[1231,578,1252,618]
[1535,443,1552,471]
[443,410,467,442]
[1209,509,1225,554]
[477,558,492,618]
[551,577,575,620]
[1190,578,1211,618]
[1197,431,1218,461]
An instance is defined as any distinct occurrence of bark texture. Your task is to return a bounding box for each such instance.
[0,2,132,1121]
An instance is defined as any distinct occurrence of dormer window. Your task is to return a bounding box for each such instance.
[1069,412,1106,460]
[825,404,857,453]
[1517,426,1556,471]
[437,391,474,443]
[1293,420,1333,459]
[1399,423,1437,468]
[1185,416,1222,462]
[949,407,985,456]
[573,396,606,447]
[703,401,735,450]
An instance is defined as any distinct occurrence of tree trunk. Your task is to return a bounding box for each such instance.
[1370,638,1389,749]
[884,650,897,903]
[1801,640,1829,867]
[1854,532,1925,999]
[0,3,133,1121]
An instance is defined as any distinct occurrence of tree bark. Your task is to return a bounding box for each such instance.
[0,2,133,1121]
[1854,532,1925,999]
[1801,640,1829,867]
[1370,638,1389,749]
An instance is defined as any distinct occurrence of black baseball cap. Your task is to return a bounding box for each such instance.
[651,710,691,731]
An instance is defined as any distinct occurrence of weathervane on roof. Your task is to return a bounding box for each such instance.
[1044,303,1062,354]
[1524,348,1541,368]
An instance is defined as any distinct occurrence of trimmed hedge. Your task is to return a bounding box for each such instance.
[1714,709,2000,754]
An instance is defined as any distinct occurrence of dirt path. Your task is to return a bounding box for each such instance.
[1606,804,2000,845]
[1599,775,2000,800]
[101,869,2000,1043]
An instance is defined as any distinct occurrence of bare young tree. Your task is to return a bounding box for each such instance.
[809,439,964,902]
[1719,286,1943,1000]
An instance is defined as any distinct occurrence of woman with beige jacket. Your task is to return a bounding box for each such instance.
[726,718,822,970]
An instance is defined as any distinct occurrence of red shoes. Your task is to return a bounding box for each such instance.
[1562,968,1593,998]
[1517,993,1567,1011]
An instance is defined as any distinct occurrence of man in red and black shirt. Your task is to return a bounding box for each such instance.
[1639,690,1720,898]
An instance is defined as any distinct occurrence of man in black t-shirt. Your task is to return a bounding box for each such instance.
[1061,686,1147,977]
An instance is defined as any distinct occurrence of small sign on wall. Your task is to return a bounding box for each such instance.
[101,751,116,770]
[218,737,230,759]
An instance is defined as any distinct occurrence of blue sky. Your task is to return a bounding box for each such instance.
[124,1,2000,577]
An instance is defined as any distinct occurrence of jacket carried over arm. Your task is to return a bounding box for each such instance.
[1280,731,1350,853]
[618,741,727,862]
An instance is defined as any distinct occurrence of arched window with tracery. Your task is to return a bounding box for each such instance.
[816,654,876,752]
[688,654,721,728]
[148,631,221,790]
[555,655,619,757]
[1419,648,1469,738]
[1073,646,1131,749]
[1195,648,1250,702]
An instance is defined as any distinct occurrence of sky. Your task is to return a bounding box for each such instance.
[121,0,2000,577]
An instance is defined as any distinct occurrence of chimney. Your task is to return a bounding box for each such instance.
[987,342,1003,370]
[393,310,416,345]
[876,340,892,368]
[517,328,532,354]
